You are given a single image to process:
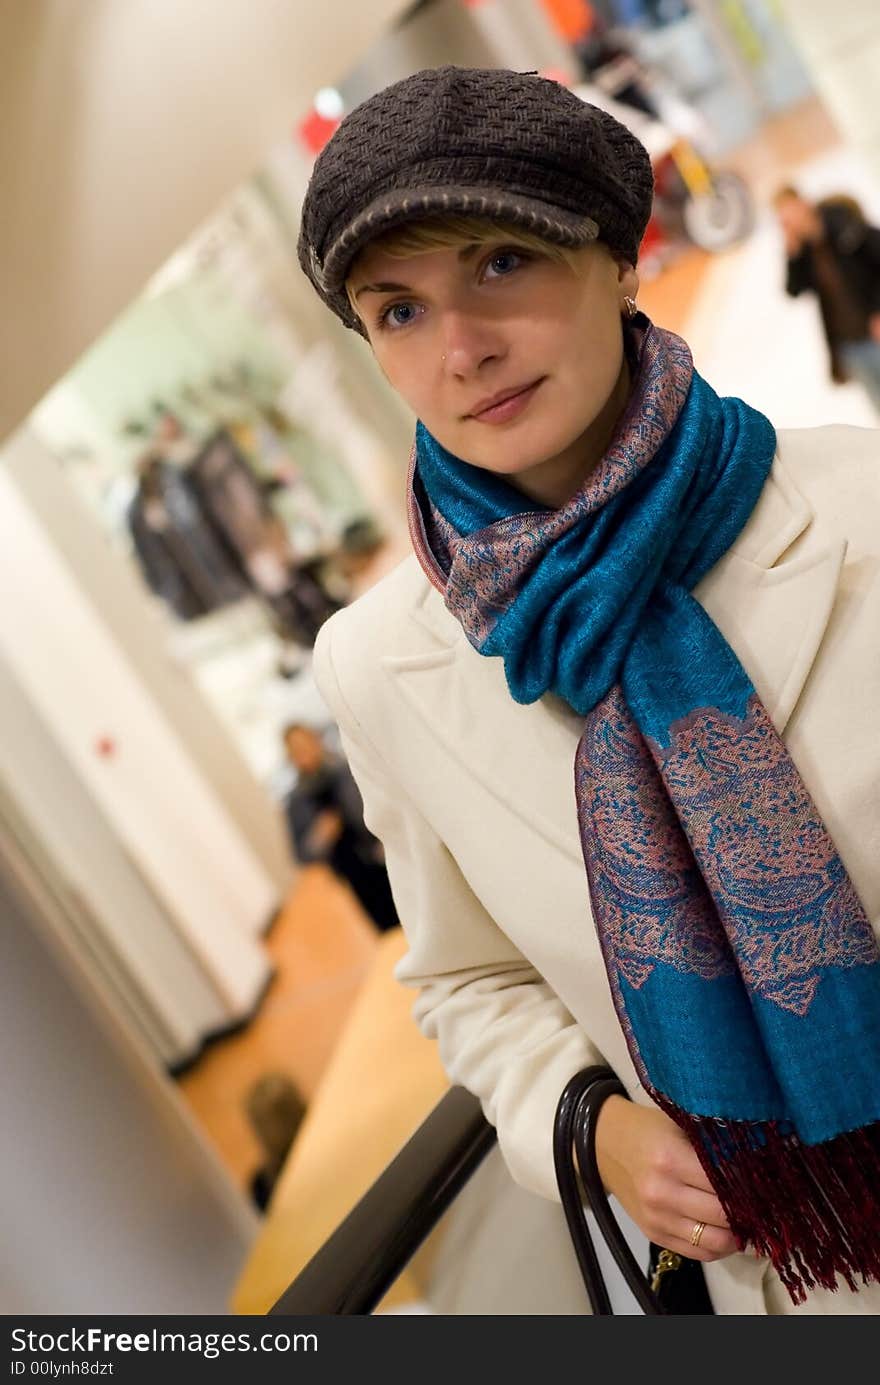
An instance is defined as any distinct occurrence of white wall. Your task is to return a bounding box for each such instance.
[0,832,258,1313]
[778,2,880,186]
[0,0,414,442]
[3,424,292,898]
[0,657,231,1067]
[340,0,575,106]
[0,461,274,1016]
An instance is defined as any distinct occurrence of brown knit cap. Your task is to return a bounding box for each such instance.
[298,66,655,336]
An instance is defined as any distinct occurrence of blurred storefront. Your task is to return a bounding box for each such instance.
[574,1,813,150]
[30,178,398,793]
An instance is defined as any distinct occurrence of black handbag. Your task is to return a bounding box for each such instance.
[553,1066,715,1315]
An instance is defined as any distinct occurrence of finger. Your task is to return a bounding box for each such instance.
[666,1145,719,1198]
[664,1218,739,1263]
[666,1138,729,1202]
[675,1188,730,1231]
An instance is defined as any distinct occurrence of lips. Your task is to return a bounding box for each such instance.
[466,378,545,425]
[468,379,544,418]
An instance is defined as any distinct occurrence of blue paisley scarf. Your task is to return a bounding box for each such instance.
[407,316,880,1304]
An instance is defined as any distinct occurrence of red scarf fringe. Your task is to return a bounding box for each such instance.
[655,1093,880,1304]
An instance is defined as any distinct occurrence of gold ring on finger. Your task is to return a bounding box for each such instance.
[690,1220,706,1248]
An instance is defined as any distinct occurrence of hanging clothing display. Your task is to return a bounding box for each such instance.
[188,431,342,643]
[127,459,247,621]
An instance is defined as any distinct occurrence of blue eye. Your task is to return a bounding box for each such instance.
[486,249,525,276]
[377,302,419,331]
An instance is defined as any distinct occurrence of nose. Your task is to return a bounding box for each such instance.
[440,310,507,377]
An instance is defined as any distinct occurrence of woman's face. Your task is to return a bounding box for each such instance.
[348,235,639,506]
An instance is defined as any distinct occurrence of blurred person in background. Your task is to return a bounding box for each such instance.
[281,722,399,934]
[774,186,880,411]
[298,68,880,1315]
[243,1071,307,1212]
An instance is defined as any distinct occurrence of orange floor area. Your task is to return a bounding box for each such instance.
[178,865,379,1194]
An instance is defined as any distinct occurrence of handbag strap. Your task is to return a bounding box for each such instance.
[554,1066,665,1316]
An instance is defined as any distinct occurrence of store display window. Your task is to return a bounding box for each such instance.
[29,180,399,793]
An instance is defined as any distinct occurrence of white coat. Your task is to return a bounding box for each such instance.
[312,424,880,1314]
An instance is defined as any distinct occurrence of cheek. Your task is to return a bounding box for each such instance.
[558,316,621,395]
[373,349,432,415]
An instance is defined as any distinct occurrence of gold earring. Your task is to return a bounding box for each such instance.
[623,296,638,319]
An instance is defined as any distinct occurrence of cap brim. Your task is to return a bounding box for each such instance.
[320,183,600,293]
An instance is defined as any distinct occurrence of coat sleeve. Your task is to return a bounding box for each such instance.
[283,787,324,865]
[312,615,607,1202]
[864,226,880,309]
[785,248,814,298]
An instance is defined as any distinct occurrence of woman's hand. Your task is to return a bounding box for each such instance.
[594,1095,739,1262]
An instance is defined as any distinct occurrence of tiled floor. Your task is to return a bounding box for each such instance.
[176,94,852,1200]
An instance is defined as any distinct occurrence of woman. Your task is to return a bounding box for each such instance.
[297,66,880,1314]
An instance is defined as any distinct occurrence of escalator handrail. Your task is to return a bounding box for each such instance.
[268,1084,496,1315]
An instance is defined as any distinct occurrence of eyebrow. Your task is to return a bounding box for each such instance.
[353,242,481,301]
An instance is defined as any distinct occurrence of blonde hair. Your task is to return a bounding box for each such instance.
[345,215,589,324]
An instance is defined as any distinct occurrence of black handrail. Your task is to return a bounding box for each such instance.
[268,1085,497,1315]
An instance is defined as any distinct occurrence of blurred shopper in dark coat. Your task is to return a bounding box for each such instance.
[774,186,880,411]
[282,723,399,933]
[128,454,246,620]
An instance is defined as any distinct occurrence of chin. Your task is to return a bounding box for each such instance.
[472,428,579,477]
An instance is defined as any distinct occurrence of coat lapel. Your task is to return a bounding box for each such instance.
[383,457,845,858]
[693,456,845,730]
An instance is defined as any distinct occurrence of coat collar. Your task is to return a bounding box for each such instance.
[383,454,846,861]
